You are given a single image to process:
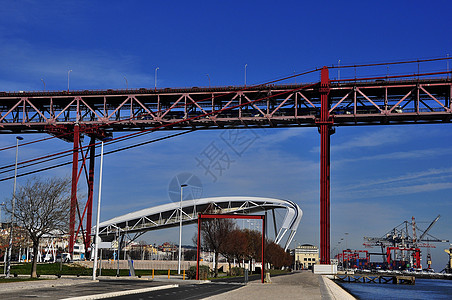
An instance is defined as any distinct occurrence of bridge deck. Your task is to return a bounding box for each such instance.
[0,77,450,134]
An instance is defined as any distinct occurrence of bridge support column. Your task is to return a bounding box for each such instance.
[317,67,332,264]
[85,136,96,257]
[69,125,80,256]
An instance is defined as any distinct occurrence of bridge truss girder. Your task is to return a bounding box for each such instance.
[0,77,450,133]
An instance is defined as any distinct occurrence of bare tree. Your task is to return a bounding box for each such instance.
[5,177,71,278]
[220,228,247,271]
[201,217,236,277]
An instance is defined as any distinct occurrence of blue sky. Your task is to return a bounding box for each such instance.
[0,0,451,271]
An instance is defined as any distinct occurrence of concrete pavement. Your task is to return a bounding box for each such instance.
[204,271,356,300]
[0,276,180,299]
[0,271,355,299]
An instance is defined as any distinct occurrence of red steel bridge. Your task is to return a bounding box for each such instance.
[1,58,451,264]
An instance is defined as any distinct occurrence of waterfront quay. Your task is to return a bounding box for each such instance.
[334,270,452,285]
[334,273,416,285]
[0,270,355,299]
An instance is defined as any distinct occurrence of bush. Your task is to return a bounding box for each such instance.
[229,267,244,276]
[187,265,210,280]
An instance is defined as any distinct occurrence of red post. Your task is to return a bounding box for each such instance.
[261,215,265,283]
[85,136,96,256]
[318,66,331,264]
[196,214,201,280]
[69,125,80,256]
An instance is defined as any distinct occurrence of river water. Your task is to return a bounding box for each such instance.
[337,278,452,299]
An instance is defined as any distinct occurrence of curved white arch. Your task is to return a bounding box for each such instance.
[96,196,302,250]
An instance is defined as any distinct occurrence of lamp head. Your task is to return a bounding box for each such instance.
[16,136,24,141]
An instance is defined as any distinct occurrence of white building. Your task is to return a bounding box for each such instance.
[294,244,319,269]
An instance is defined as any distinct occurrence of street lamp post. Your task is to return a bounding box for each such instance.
[41,78,46,91]
[67,70,72,92]
[178,184,187,275]
[206,74,210,88]
[92,137,110,280]
[6,136,23,278]
[0,202,5,275]
[124,76,128,90]
[447,53,450,79]
[244,64,247,86]
[155,67,159,91]
[345,232,349,250]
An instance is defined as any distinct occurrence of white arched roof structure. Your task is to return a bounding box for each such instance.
[95,196,302,250]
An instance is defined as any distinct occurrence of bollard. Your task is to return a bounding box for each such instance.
[168,269,170,279]
[265,272,271,283]
[152,269,154,279]
[244,269,248,284]
[183,269,185,280]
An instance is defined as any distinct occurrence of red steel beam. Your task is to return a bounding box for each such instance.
[317,67,332,264]
[196,216,201,281]
[261,214,265,282]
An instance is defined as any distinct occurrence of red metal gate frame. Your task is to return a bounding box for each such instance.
[196,213,266,283]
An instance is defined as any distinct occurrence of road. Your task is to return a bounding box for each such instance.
[108,282,242,300]
[0,277,245,300]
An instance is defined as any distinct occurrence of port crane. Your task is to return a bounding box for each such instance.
[363,215,449,270]
[444,246,452,274]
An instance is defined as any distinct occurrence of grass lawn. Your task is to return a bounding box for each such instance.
[6,263,188,277]
[0,277,48,283]
[3,263,290,281]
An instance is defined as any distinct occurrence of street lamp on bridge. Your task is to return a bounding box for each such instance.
[67,69,72,92]
[206,74,210,88]
[155,67,159,91]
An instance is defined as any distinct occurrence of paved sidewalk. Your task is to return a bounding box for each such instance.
[204,271,355,300]
[0,276,179,299]
[0,276,94,293]
[0,272,355,299]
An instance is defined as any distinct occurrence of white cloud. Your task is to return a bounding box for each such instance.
[334,181,452,200]
[334,147,451,166]
[311,127,408,153]
[258,128,310,145]
[340,167,452,191]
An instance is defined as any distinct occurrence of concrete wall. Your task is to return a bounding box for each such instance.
[77,260,231,271]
